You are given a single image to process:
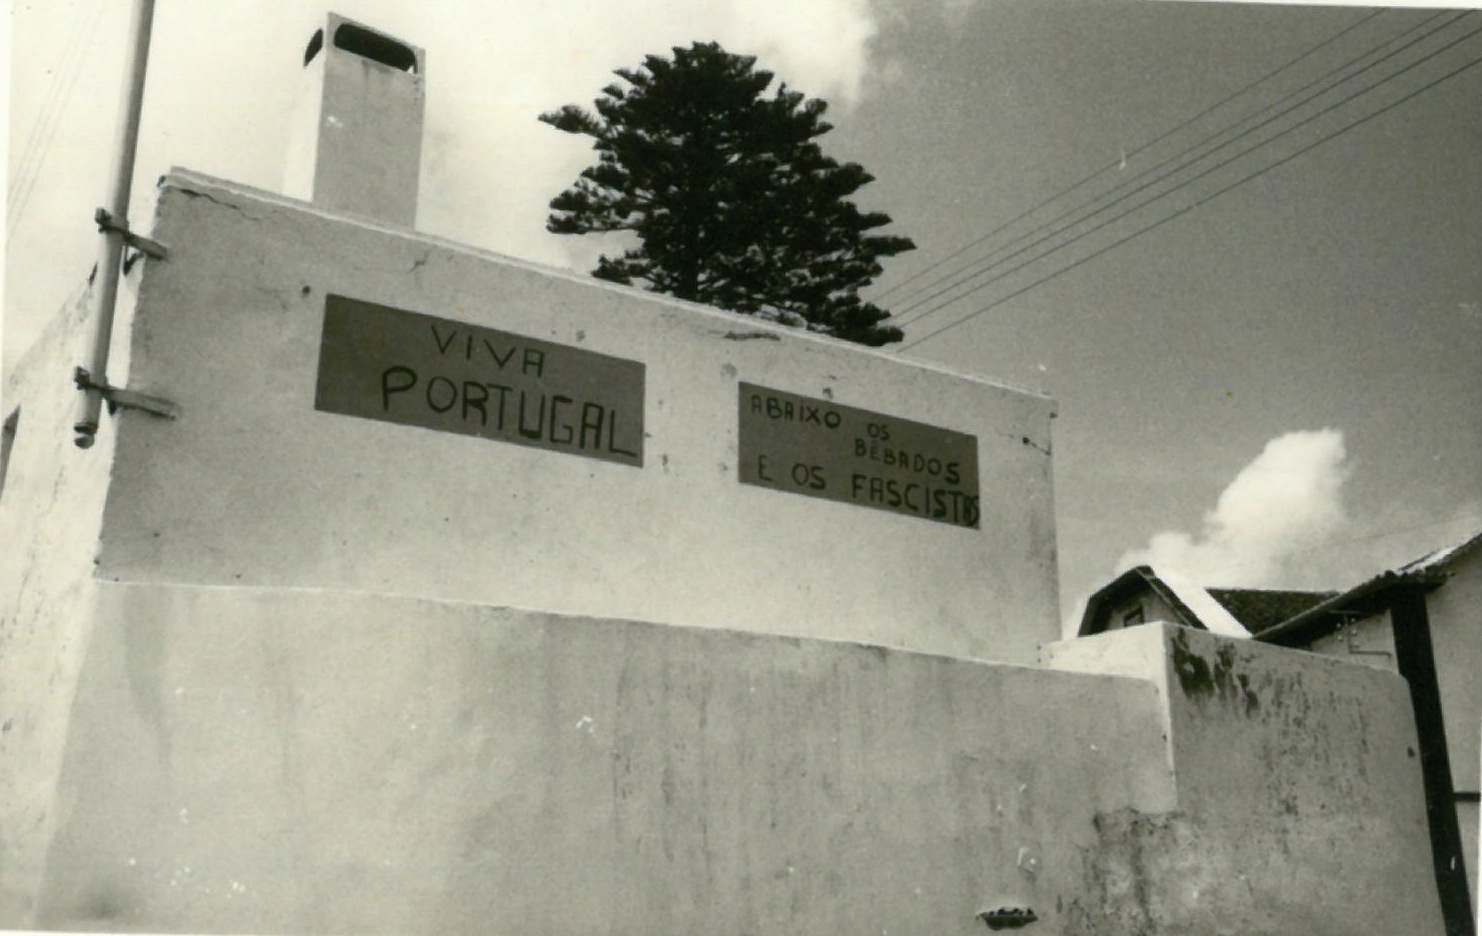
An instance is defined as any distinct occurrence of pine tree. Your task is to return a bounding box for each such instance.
[540,42,914,346]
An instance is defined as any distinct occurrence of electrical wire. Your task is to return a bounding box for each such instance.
[7,0,109,236]
[892,10,1468,328]
[898,42,1482,350]
[875,8,1388,307]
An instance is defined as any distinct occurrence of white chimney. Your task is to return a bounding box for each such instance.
[283,13,425,227]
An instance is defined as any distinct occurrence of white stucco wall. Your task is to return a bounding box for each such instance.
[95,168,1059,664]
[34,581,1172,935]
[1043,623,1443,935]
[0,278,134,920]
[1307,608,1398,672]
[23,587,1443,936]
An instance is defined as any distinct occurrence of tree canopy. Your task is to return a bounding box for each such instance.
[540,41,914,346]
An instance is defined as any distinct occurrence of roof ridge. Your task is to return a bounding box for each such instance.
[1206,585,1338,595]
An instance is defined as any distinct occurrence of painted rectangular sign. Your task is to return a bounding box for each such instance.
[315,294,644,466]
[738,382,980,528]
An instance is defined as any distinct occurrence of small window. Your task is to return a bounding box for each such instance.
[0,407,19,503]
[1121,605,1145,628]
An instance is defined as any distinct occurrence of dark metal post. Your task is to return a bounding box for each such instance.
[1390,583,1474,936]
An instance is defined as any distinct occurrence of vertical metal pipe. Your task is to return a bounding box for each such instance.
[73,0,157,449]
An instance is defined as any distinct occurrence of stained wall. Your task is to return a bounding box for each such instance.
[1044,623,1443,934]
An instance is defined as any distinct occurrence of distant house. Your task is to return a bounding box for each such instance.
[1074,564,1333,640]
[1079,530,1482,929]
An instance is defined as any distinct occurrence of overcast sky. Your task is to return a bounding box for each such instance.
[5,0,1479,632]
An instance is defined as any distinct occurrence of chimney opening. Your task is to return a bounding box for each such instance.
[332,23,418,73]
[304,29,324,67]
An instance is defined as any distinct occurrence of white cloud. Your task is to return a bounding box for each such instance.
[1116,429,1352,588]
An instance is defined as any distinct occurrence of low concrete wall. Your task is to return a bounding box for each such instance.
[22,592,1444,936]
[34,581,1171,935]
[1045,623,1443,934]
[95,169,1059,664]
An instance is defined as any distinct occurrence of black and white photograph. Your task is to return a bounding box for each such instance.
[3,1,1479,933]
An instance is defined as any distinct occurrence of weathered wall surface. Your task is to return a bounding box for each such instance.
[1428,554,1482,912]
[0,279,136,922]
[34,581,1171,936]
[25,596,1446,936]
[1293,558,1479,914]
[96,169,1059,664]
[1043,623,1444,935]
[1307,607,1399,672]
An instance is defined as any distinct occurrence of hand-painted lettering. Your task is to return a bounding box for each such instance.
[579,402,605,451]
[853,437,962,484]
[430,323,547,378]
[319,296,644,467]
[517,390,546,440]
[462,381,490,425]
[426,376,458,413]
[549,395,574,444]
[849,472,979,526]
[374,369,639,460]
[753,392,842,429]
[486,341,516,370]
[431,324,458,355]
[738,381,978,528]
[606,413,640,459]
[791,462,826,490]
[382,366,417,410]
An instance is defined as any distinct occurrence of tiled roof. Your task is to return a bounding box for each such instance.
[1259,527,1482,645]
[1397,527,1482,577]
[1081,529,1481,643]
[1206,587,1338,636]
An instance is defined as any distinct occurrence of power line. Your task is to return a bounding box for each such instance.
[898,43,1482,350]
[7,0,91,202]
[7,0,108,235]
[875,8,1388,308]
[1148,512,1482,581]
[897,15,1480,342]
[9,5,96,193]
[897,12,1472,330]
[892,10,1467,328]
[893,10,1457,325]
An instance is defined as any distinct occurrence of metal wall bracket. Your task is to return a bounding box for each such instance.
[95,207,168,260]
[74,367,180,419]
